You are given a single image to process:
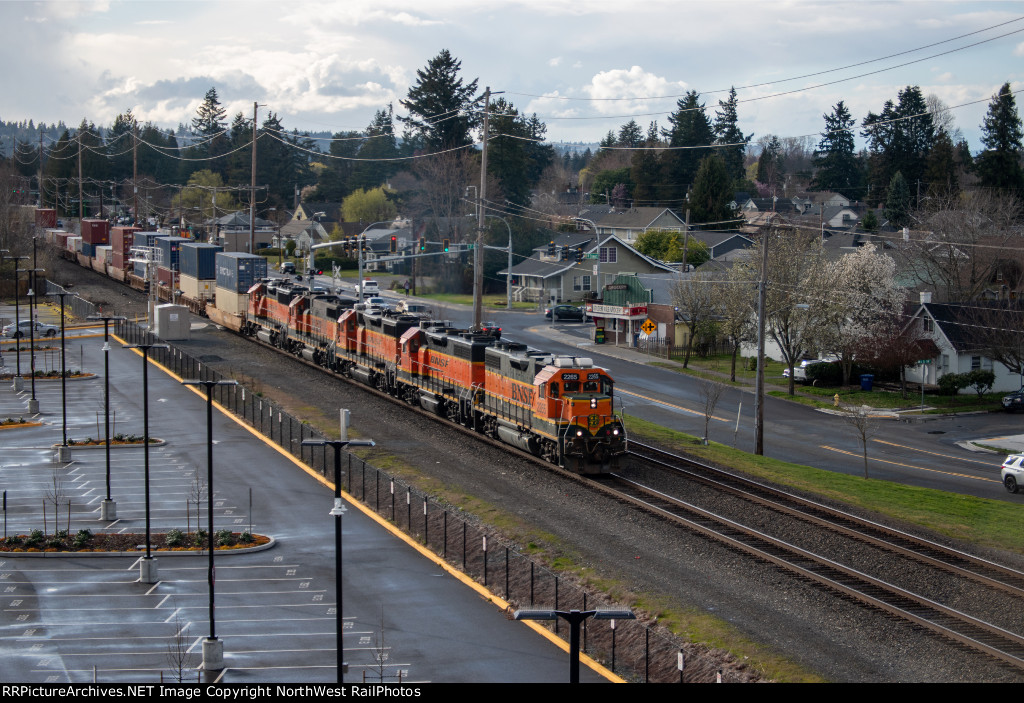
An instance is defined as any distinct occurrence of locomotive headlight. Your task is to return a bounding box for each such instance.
[590,398,597,409]
[576,429,584,437]
[612,428,620,436]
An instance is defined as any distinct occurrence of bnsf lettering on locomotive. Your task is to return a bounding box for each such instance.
[430,353,449,369]
[511,384,534,405]
[562,373,579,381]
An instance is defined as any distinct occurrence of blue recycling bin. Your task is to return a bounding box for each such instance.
[860,374,874,391]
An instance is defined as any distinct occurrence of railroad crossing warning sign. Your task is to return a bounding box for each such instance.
[640,318,657,335]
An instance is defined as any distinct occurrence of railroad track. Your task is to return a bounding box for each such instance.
[619,441,1024,669]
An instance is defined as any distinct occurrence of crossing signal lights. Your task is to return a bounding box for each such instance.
[443,238,450,252]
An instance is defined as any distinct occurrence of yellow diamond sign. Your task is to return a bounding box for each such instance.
[640,318,657,335]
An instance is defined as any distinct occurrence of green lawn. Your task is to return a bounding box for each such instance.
[417,292,537,310]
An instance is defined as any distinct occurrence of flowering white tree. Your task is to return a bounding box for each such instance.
[820,244,906,385]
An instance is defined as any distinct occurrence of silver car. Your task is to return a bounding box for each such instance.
[2,320,59,338]
[1001,454,1024,493]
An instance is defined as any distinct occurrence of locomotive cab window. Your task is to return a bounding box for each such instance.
[550,382,559,399]
[563,380,580,393]
[583,380,600,393]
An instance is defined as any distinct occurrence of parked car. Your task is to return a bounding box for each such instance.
[544,304,585,321]
[1002,390,1024,412]
[1002,454,1024,493]
[364,296,391,313]
[2,320,59,338]
[782,359,828,381]
[397,301,431,315]
[279,261,296,274]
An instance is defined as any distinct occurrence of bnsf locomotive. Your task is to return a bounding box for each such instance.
[241,278,627,473]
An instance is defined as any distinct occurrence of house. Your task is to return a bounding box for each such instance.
[575,206,688,244]
[209,211,277,252]
[903,297,1022,392]
[500,231,677,304]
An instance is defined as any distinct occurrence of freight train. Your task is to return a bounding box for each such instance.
[40,219,628,473]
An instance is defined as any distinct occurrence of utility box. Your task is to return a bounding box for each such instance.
[153,304,191,341]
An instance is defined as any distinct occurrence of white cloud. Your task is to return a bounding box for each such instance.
[548,57,562,67]
[583,66,686,114]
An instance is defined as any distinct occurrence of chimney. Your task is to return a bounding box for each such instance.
[920,291,932,304]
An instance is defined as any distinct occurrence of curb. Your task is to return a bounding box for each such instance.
[0,535,276,558]
[51,438,167,450]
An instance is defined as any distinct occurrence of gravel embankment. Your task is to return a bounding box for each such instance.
[51,257,1024,683]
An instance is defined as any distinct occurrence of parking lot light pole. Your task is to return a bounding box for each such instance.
[513,609,635,683]
[123,342,168,583]
[182,378,238,672]
[88,314,126,520]
[48,292,72,462]
[23,269,45,414]
[302,428,375,684]
[9,257,28,391]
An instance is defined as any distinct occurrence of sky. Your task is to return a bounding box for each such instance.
[2,0,1023,153]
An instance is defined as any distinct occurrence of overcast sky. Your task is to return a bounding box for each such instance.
[3,0,1022,152]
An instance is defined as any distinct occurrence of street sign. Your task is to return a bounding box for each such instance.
[640,318,657,335]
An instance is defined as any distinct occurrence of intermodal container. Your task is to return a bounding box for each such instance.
[179,242,222,280]
[155,236,189,271]
[35,209,57,229]
[157,266,179,287]
[111,226,139,254]
[215,252,267,293]
[81,219,110,245]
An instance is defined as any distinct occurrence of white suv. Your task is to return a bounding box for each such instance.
[1001,454,1024,493]
[360,280,380,298]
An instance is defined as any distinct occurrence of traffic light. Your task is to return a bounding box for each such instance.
[360,236,367,252]
[560,246,569,261]
[443,238,450,252]
[575,246,584,263]
[342,238,350,255]
[419,236,426,252]
[547,240,555,257]
[389,235,397,253]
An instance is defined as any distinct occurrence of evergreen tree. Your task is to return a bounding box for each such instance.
[977,82,1024,194]
[192,87,227,137]
[617,119,643,148]
[399,50,479,150]
[486,97,532,206]
[924,130,959,198]
[884,171,912,228]
[660,91,714,206]
[689,154,733,225]
[106,110,137,183]
[313,131,362,202]
[351,106,399,191]
[812,101,861,193]
[713,87,751,184]
[188,87,230,179]
[756,135,784,192]
[631,121,661,205]
[863,86,934,206]
[43,129,75,214]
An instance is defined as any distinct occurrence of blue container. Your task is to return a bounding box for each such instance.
[155,236,189,271]
[216,252,268,293]
[180,243,222,280]
[81,242,95,258]
[860,374,875,391]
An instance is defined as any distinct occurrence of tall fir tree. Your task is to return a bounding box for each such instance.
[977,82,1024,194]
[862,86,934,206]
[756,135,784,192]
[660,91,713,206]
[399,50,479,150]
[351,106,400,191]
[631,121,662,205]
[713,87,751,185]
[689,154,733,225]
[884,171,912,228]
[811,101,861,194]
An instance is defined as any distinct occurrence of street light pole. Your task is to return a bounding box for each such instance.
[302,418,375,684]
[9,256,28,390]
[513,609,635,682]
[48,291,72,462]
[182,378,237,673]
[88,314,126,520]
[123,342,168,583]
[23,268,45,414]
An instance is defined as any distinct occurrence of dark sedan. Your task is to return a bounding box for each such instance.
[544,304,585,321]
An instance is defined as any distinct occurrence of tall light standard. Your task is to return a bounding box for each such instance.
[23,268,45,415]
[513,608,635,683]
[302,411,374,684]
[9,256,28,391]
[123,341,168,583]
[182,378,237,672]
[48,291,72,462]
[88,314,126,520]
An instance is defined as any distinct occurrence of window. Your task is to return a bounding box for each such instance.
[922,317,933,333]
[573,275,591,291]
[600,247,617,263]
[971,356,981,370]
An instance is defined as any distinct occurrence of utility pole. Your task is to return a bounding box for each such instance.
[754,224,770,456]
[37,129,44,208]
[77,130,83,222]
[133,123,138,226]
[473,87,491,330]
[250,102,258,254]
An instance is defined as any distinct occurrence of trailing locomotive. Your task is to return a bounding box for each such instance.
[242,278,627,473]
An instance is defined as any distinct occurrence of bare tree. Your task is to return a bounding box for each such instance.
[671,272,720,368]
[698,378,728,444]
[720,265,757,382]
[841,405,880,479]
[895,191,1024,302]
[45,472,67,535]
[165,610,196,683]
[188,466,207,535]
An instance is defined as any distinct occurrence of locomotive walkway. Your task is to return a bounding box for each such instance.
[0,322,615,683]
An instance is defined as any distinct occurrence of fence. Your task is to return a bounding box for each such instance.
[113,318,745,683]
[46,280,98,320]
